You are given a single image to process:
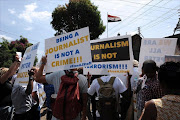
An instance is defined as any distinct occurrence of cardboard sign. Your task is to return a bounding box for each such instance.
[15,43,39,87]
[45,27,92,73]
[83,35,134,75]
[165,55,180,62]
[139,38,177,73]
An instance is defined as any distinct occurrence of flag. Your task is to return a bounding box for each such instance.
[108,14,121,22]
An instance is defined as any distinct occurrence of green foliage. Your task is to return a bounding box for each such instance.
[0,36,34,68]
[9,36,32,56]
[0,38,13,67]
[51,0,105,40]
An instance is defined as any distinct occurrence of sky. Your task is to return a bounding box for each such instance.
[0,0,179,62]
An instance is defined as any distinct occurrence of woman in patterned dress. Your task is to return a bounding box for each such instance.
[139,62,180,120]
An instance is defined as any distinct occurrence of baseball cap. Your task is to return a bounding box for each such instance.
[133,60,139,67]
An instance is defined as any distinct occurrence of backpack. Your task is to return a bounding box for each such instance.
[97,77,119,120]
[52,70,81,120]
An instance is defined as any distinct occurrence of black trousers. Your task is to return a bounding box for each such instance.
[14,105,40,120]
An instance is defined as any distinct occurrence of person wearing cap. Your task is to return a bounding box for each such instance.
[130,60,140,91]
[139,62,180,120]
[35,56,88,120]
[125,60,140,120]
[135,60,164,119]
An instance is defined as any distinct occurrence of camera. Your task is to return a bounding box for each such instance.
[28,69,35,76]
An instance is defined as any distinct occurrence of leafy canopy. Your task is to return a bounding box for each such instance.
[0,36,38,67]
[51,0,105,40]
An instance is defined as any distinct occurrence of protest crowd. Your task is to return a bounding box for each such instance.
[0,28,180,120]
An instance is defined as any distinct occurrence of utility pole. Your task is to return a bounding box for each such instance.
[138,27,144,38]
[173,9,180,35]
[138,27,140,36]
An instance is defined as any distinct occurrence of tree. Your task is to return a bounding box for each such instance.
[0,36,38,68]
[51,0,105,40]
[9,36,32,56]
[0,38,14,67]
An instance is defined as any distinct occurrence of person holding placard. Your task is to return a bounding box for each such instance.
[35,56,88,120]
[0,54,20,120]
[12,69,38,120]
[139,62,180,120]
[32,67,46,120]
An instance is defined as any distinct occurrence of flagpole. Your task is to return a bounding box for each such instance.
[107,12,108,38]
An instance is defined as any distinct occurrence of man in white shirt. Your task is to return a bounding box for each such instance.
[88,76,127,98]
[88,75,129,120]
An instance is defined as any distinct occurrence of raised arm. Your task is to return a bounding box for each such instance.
[35,56,47,83]
[121,72,132,101]
[0,54,20,84]
[25,70,34,95]
[87,72,92,88]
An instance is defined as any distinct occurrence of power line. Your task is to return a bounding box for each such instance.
[95,0,178,19]
[142,23,175,37]
[117,0,178,11]
[132,9,179,33]
[109,0,168,35]
[114,10,178,38]
[142,12,178,32]
[100,8,178,23]
[141,5,180,30]
[109,0,172,36]
[110,1,179,37]
[98,0,166,13]
[108,0,155,33]
[129,8,178,33]
[101,9,177,24]
[96,0,178,11]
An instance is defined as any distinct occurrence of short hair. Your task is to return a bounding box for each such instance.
[142,60,158,73]
[158,62,180,90]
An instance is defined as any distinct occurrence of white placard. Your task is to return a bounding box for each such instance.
[45,27,92,73]
[15,43,39,87]
[83,35,134,76]
[16,52,22,61]
[138,38,177,73]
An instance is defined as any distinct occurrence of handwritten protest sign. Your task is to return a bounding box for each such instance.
[83,35,134,76]
[139,38,177,73]
[45,27,92,73]
[165,55,180,62]
[14,43,39,87]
